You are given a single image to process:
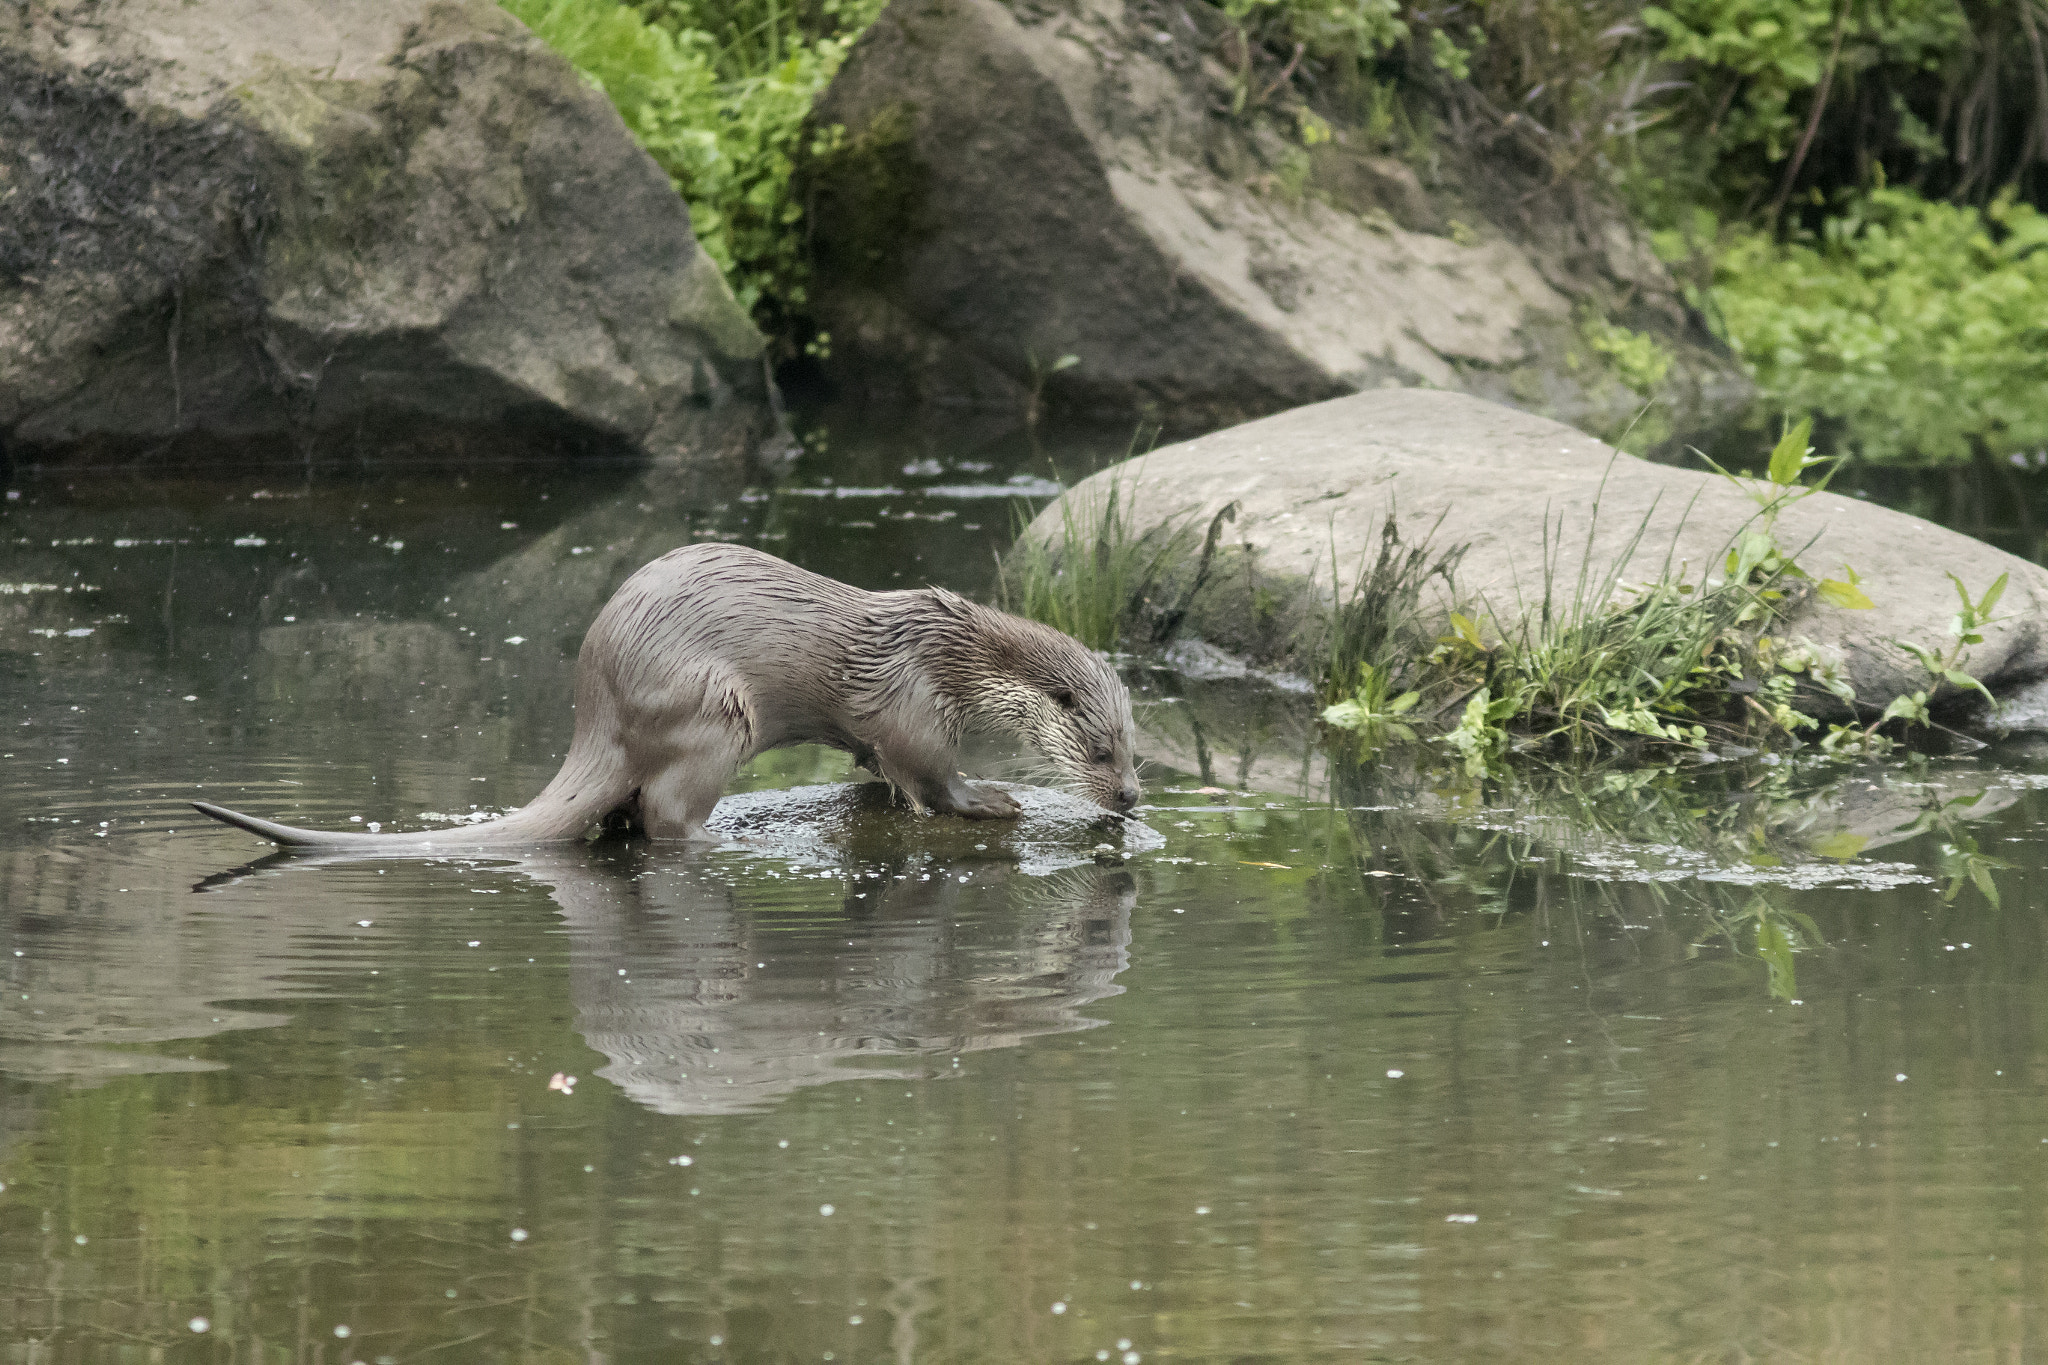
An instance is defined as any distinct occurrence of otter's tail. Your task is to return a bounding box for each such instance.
[191,801,353,847]
[189,791,618,849]
[191,735,635,850]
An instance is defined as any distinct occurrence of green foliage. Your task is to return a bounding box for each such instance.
[1640,0,1966,170]
[997,478,1233,653]
[1580,313,1677,396]
[1222,0,1408,74]
[1711,189,2048,463]
[1617,0,2048,464]
[503,0,883,320]
[1312,428,1981,768]
[1315,514,1466,753]
[1824,567,2009,751]
[1319,663,1421,742]
[1314,500,1806,770]
[1432,546,1777,767]
[1317,513,1465,705]
[1698,417,1870,617]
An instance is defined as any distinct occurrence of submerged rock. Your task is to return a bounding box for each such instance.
[0,0,784,472]
[803,0,1746,440]
[1031,389,2048,714]
[710,781,1163,876]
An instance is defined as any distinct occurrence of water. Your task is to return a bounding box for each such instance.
[8,422,2048,1362]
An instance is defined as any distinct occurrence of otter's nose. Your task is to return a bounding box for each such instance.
[1113,776,1141,812]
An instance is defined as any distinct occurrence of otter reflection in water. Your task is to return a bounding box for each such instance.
[526,851,1134,1116]
[190,781,1151,1115]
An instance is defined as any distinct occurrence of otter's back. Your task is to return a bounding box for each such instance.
[586,544,876,744]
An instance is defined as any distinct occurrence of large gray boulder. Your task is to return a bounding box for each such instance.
[0,0,784,472]
[1029,389,2048,714]
[804,0,1747,440]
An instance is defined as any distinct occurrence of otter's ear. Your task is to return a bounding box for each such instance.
[1049,687,1079,712]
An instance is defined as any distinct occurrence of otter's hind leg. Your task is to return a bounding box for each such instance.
[636,680,754,841]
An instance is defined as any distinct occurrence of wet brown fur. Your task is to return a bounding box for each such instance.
[193,544,1141,848]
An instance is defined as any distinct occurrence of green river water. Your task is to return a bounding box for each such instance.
[6,419,2048,1363]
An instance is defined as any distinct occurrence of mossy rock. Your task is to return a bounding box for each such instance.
[1026,389,2048,715]
[0,0,784,472]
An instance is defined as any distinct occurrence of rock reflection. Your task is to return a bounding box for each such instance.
[532,850,1134,1115]
[1133,662,2029,868]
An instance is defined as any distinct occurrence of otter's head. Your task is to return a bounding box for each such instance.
[971,614,1142,814]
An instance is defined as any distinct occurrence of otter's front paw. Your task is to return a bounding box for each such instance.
[948,784,1022,821]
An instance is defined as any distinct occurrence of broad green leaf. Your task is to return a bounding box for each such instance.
[1878,691,1930,725]
[1767,417,1816,486]
[1756,915,1798,1001]
[1979,571,2009,618]
[1816,578,1875,609]
[1389,691,1420,714]
[1971,861,2002,909]
[1943,668,1994,701]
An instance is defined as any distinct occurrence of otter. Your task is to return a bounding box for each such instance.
[193,543,1141,848]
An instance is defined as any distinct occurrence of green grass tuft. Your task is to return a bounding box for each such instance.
[998,476,1232,653]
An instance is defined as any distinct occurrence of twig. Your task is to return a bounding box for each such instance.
[1257,42,1306,103]
[1771,0,1852,222]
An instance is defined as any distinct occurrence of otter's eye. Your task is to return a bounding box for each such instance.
[1091,747,1114,765]
[1050,689,1079,712]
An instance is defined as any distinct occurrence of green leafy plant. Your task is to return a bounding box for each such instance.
[1580,314,1677,397]
[1218,0,1408,117]
[1307,432,1903,767]
[503,0,883,322]
[1719,894,1826,1001]
[1424,484,1809,764]
[1317,512,1465,704]
[1710,191,2048,465]
[1697,417,1871,611]
[1824,570,2009,751]
[1320,663,1421,743]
